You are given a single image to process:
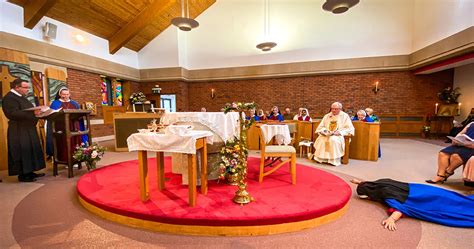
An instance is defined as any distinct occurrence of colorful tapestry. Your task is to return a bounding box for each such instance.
[0,61,33,105]
[101,78,108,106]
[31,71,45,106]
[114,80,122,106]
[47,78,67,105]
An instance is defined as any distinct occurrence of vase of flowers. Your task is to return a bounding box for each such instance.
[437,87,461,104]
[129,92,147,104]
[218,137,247,185]
[421,125,431,138]
[73,143,106,171]
[218,102,257,204]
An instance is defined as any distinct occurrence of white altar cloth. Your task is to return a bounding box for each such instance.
[127,130,214,154]
[160,112,240,142]
[260,124,292,145]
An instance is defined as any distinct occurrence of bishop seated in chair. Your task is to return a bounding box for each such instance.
[313,102,354,166]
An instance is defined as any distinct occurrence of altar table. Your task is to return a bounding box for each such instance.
[127,130,213,206]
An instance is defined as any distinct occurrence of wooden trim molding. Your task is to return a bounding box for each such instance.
[1,27,472,82]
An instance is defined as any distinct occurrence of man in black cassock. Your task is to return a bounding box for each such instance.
[2,78,45,182]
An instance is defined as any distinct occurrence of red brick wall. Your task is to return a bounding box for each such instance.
[141,70,453,117]
[66,68,453,137]
[67,68,113,137]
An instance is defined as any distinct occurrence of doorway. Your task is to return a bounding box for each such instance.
[160,94,176,112]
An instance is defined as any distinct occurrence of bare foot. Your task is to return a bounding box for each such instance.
[350,179,362,184]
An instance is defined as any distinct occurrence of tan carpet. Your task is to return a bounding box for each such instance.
[1,138,473,249]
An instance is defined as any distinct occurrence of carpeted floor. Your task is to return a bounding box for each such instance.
[1,138,473,248]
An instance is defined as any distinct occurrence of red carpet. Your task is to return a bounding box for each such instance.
[77,157,351,227]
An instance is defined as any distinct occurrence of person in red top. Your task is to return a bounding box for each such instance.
[293,108,312,122]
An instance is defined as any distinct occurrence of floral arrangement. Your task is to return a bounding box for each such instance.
[129,92,147,104]
[437,87,461,104]
[73,143,106,170]
[218,136,249,180]
[422,125,431,132]
[218,102,257,204]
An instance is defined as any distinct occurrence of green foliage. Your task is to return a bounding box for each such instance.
[73,143,106,170]
[437,87,461,104]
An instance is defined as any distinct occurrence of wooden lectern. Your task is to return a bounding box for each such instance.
[49,109,92,178]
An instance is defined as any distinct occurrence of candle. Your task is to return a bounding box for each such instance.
[435,103,438,114]
[375,81,379,92]
[458,103,461,115]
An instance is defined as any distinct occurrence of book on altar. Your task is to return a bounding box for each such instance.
[447,134,473,146]
[24,106,62,118]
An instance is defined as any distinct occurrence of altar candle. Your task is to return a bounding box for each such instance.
[458,103,461,115]
[435,103,438,114]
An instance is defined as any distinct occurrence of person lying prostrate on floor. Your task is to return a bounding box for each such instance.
[426,121,474,184]
[351,178,474,230]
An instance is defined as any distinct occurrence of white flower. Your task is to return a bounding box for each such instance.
[91,151,98,159]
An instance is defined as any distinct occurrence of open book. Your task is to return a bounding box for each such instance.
[447,134,473,146]
[24,106,62,118]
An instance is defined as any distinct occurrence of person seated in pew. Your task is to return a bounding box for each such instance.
[351,178,474,230]
[246,108,260,121]
[352,109,374,122]
[200,107,207,112]
[365,107,380,122]
[446,108,474,143]
[282,107,293,120]
[267,106,284,122]
[313,102,354,166]
[257,109,267,121]
[293,108,312,122]
[426,122,474,184]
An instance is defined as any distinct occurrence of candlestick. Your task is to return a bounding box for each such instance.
[435,103,438,115]
[458,103,461,115]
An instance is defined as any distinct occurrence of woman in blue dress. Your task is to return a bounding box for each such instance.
[46,87,88,161]
[352,178,474,230]
[426,122,474,184]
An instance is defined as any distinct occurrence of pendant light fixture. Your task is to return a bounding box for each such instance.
[256,0,277,52]
[171,0,199,31]
[322,0,359,14]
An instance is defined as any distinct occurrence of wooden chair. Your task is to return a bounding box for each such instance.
[256,125,296,184]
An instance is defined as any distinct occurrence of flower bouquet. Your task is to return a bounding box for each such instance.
[437,87,461,104]
[218,136,249,185]
[129,92,147,104]
[73,143,106,171]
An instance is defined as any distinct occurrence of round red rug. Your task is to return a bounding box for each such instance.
[77,157,351,228]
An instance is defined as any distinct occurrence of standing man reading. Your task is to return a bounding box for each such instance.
[2,78,45,182]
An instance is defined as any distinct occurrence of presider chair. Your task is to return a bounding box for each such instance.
[256,125,296,184]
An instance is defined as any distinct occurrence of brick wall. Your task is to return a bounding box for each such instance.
[67,68,113,137]
[66,68,453,137]
[140,70,453,117]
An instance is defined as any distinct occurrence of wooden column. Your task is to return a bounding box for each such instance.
[0,48,30,171]
[44,67,67,105]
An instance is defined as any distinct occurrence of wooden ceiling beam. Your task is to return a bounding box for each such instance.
[23,0,57,29]
[108,0,177,54]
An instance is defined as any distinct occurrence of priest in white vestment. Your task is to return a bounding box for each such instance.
[313,102,355,166]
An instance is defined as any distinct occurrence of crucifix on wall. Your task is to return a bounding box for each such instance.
[0,65,17,107]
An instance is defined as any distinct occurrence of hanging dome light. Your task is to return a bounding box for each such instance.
[171,0,199,31]
[322,0,359,14]
[256,0,277,52]
[256,42,277,52]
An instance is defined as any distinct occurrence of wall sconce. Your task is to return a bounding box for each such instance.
[211,88,216,99]
[372,81,380,94]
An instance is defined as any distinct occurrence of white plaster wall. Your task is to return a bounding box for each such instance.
[184,0,413,69]
[0,0,139,68]
[453,63,474,122]
[412,0,474,51]
[137,27,180,69]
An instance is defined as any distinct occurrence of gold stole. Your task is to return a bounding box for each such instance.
[325,118,338,153]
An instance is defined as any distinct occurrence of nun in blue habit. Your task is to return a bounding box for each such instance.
[352,178,474,231]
